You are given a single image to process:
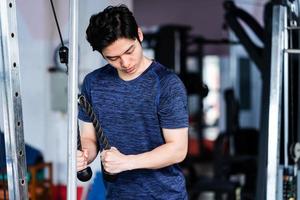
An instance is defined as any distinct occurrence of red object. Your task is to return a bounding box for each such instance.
[188,138,215,156]
[53,184,84,200]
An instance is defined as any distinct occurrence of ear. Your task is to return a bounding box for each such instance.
[137,27,143,42]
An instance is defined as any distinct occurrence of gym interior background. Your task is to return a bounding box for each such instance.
[1,0,299,199]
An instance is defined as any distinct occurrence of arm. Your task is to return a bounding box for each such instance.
[101,127,188,174]
[77,121,98,171]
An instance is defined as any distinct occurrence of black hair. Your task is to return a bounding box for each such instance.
[86,5,139,53]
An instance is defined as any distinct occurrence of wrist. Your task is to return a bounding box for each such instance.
[126,155,136,171]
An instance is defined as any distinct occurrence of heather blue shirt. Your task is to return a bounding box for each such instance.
[78,61,188,199]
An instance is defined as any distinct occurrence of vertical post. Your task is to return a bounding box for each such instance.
[67,0,79,199]
[283,4,289,168]
[266,5,285,200]
[0,0,28,199]
[297,170,300,200]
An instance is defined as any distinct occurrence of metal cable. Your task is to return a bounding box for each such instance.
[49,0,69,73]
[49,0,64,46]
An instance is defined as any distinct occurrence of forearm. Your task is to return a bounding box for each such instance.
[81,137,98,164]
[101,128,188,174]
[128,142,187,170]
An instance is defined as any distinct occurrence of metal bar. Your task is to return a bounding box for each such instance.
[286,26,300,30]
[266,5,285,200]
[67,0,79,199]
[284,49,300,54]
[277,166,283,200]
[296,170,300,200]
[0,1,28,199]
[283,5,289,168]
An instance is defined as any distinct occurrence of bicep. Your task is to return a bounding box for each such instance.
[162,127,188,148]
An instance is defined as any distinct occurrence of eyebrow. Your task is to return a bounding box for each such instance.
[105,44,135,59]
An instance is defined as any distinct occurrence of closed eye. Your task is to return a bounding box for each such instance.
[104,40,136,61]
[107,57,119,61]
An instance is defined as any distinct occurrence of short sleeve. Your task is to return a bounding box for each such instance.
[157,73,189,129]
[78,74,93,122]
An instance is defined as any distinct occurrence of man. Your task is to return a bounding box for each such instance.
[77,5,189,199]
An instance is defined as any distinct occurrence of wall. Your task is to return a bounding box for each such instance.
[133,0,229,55]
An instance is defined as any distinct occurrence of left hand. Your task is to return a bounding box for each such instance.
[101,147,131,174]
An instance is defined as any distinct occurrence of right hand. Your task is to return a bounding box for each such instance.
[77,149,88,172]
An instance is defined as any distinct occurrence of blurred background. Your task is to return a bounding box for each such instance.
[1,0,299,199]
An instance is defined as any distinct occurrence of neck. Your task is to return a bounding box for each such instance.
[140,56,152,71]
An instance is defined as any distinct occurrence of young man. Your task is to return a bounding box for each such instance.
[77,5,189,199]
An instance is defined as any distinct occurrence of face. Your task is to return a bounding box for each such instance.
[101,29,145,80]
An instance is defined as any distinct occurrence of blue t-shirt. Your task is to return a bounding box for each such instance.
[78,61,189,199]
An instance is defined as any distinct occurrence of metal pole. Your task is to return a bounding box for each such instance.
[298,170,300,200]
[285,49,300,54]
[0,1,28,199]
[67,0,79,199]
[266,5,285,200]
[283,6,289,168]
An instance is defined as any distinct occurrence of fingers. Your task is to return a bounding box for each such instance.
[101,147,118,162]
[102,158,116,174]
[77,149,88,172]
[101,147,125,174]
[101,149,113,173]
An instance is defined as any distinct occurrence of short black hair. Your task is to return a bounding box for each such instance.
[86,5,139,53]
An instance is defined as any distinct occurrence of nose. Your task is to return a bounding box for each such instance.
[120,55,130,68]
